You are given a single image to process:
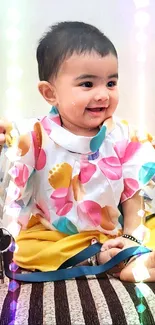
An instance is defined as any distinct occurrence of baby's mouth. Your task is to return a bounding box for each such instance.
[86,107,105,112]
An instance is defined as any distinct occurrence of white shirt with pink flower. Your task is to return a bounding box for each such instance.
[4,111,155,237]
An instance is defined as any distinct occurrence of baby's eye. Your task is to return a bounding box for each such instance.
[107,81,117,88]
[80,81,93,88]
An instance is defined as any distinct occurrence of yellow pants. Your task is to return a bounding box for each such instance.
[14,216,155,272]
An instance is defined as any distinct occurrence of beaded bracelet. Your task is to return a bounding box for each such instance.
[122,234,142,245]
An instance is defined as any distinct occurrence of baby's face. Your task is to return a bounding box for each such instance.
[52,52,119,136]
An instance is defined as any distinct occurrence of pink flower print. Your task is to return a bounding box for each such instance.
[121,178,139,202]
[10,163,29,187]
[79,160,96,184]
[52,116,61,125]
[35,149,46,170]
[40,116,52,135]
[114,140,141,164]
[50,188,73,216]
[98,156,122,180]
[77,200,102,227]
[5,183,20,203]
[114,140,128,160]
[36,200,51,222]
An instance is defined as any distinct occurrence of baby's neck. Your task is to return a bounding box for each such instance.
[62,125,100,137]
[59,115,102,137]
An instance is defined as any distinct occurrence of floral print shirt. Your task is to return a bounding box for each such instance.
[3,108,155,236]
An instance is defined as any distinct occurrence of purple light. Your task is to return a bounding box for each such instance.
[10,300,17,311]
[9,280,19,292]
[9,241,16,252]
[8,321,15,325]
[9,262,19,272]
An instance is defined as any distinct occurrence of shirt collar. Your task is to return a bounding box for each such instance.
[46,106,116,154]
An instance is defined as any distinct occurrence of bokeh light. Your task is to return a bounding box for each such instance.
[133,0,150,9]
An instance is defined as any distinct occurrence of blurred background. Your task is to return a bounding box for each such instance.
[0,0,155,133]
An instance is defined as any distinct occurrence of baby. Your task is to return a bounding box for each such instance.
[0,21,155,281]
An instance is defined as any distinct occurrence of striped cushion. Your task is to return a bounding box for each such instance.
[0,275,155,325]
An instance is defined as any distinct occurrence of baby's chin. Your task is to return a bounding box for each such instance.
[85,117,107,129]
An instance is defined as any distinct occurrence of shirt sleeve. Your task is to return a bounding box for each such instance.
[115,123,155,203]
[3,118,47,237]
[0,146,12,226]
[3,129,36,237]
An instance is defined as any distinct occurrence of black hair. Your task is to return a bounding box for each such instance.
[36,21,117,81]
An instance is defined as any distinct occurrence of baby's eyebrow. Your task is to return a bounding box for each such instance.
[108,73,118,79]
[75,74,98,81]
[75,73,118,81]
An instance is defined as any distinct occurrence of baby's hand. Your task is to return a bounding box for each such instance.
[0,119,6,145]
[101,236,140,253]
[97,236,139,276]
[101,237,125,252]
[97,237,124,274]
[0,119,13,146]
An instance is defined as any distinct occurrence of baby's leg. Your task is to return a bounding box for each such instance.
[120,251,155,282]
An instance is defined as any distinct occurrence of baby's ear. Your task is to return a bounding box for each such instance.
[38,81,58,106]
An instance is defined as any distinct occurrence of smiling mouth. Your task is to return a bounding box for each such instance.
[86,107,106,112]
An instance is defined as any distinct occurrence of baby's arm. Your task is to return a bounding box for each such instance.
[98,124,155,280]
[119,122,155,241]
[122,190,145,240]
[3,130,35,237]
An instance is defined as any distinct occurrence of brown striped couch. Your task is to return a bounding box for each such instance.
[0,273,155,325]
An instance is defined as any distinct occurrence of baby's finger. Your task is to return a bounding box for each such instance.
[98,247,121,264]
[0,119,12,133]
[0,133,6,145]
[98,247,124,274]
[0,120,6,132]
[101,237,124,251]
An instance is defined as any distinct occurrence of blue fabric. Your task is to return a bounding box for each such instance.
[5,244,151,283]
[139,162,155,184]
[90,125,106,152]
[52,217,78,235]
